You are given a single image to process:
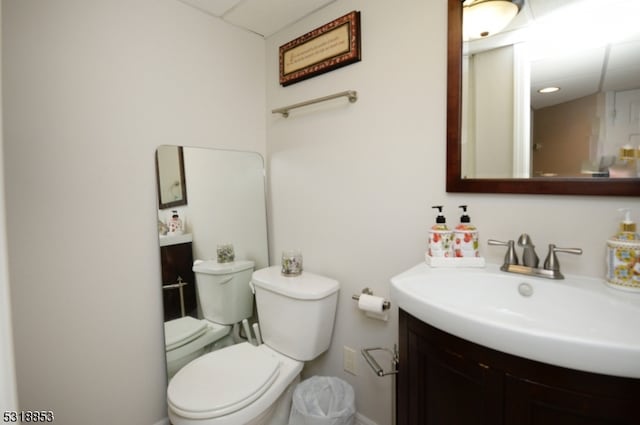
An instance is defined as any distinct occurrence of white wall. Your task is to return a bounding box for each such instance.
[473,45,514,178]
[2,1,265,424]
[266,1,640,425]
[182,148,268,269]
[0,3,19,412]
[2,0,639,424]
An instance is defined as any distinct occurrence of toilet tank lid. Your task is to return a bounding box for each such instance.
[192,259,254,275]
[251,266,339,300]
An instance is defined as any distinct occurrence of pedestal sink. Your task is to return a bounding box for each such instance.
[390,263,640,378]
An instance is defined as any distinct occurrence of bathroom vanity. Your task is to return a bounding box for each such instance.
[391,263,640,425]
[397,309,640,425]
[160,234,196,321]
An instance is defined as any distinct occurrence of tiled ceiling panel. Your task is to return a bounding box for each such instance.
[178,0,241,17]
[225,0,336,36]
[178,0,337,37]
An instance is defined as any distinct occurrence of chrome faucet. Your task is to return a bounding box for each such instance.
[489,236,582,280]
[543,244,583,275]
[517,233,539,268]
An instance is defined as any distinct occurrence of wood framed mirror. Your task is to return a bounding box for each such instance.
[446,0,640,196]
[156,145,188,209]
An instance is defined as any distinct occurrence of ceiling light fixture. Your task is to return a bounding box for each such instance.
[463,0,525,40]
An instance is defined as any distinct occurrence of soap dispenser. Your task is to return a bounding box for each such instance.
[605,208,640,291]
[454,205,479,258]
[428,206,453,257]
[168,210,183,234]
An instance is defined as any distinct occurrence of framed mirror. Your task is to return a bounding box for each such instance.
[446,0,640,196]
[156,145,188,209]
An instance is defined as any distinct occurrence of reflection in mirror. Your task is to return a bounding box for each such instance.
[156,146,268,380]
[156,145,188,209]
[447,0,640,196]
[463,0,640,178]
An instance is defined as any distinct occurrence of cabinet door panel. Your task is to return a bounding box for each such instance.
[505,374,639,425]
[398,310,502,425]
[160,242,196,321]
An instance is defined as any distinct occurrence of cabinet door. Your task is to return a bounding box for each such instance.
[160,242,196,321]
[398,310,503,425]
[505,374,640,425]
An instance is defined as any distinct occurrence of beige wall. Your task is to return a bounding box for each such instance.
[2,0,265,424]
[0,3,19,411]
[533,94,597,176]
[266,1,640,425]
[2,0,639,425]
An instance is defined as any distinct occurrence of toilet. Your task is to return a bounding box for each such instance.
[164,259,255,379]
[167,265,340,425]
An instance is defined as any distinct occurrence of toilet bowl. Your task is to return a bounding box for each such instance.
[164,259,255,379]
[168,343,303,425]
[168,266,340,425]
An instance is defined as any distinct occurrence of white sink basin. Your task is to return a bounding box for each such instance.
[390,263,640,378]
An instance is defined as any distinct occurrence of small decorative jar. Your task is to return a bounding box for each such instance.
[217,243,235,263]
[282,250,303,276]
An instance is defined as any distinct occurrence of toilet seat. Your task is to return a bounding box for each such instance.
[168,342,281,420]
[165,317,208,351]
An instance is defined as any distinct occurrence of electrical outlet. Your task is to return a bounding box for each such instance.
[343,346,357,375]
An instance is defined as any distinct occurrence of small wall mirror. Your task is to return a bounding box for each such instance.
[156,145,188,209]
[447,0,640,196]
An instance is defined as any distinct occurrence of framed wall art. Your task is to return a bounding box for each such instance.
[279,10,361,86]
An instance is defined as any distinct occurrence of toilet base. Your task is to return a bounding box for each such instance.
[249,375,300,425]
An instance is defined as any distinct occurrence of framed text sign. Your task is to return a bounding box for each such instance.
[279,11,361,86]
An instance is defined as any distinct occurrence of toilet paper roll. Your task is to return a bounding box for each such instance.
[358,294,385,313]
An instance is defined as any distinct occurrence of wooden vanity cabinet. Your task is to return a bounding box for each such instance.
[398,309,640,425]
[160,241,197,321]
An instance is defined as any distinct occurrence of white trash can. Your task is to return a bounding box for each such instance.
[289,376,356,425]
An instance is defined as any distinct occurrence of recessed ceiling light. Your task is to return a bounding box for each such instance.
[538,86,560,94]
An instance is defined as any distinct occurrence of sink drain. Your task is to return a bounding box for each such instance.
[518,282,533,297]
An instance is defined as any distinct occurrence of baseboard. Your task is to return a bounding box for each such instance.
[355,412,379,425]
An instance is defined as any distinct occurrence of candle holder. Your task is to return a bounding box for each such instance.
[217,243,235,263]
[281,250,303,276]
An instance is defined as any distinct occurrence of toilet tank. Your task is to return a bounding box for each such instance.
[192,260,254,325]
[251,266,339,361]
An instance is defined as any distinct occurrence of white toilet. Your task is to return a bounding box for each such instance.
[167,265,340,425]
[164,260,255,379]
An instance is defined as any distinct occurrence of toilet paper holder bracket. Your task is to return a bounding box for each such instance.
[362,345,399,377]
[351,287,391,311]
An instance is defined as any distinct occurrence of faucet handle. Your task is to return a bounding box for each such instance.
[543,244,583,272]
[488,239,519,267]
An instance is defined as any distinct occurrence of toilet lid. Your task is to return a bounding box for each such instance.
[168,342,280,419]
[164,317,207,351]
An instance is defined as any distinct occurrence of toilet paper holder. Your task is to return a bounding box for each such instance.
[351,288,391,311]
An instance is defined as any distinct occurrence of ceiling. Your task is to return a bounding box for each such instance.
[466,0,640,109]
[177,0,640,110]
[177,0,337,37]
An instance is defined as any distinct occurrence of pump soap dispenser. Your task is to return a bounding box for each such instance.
[605,208,640,292]
[454,205,479,258]
[168,210,184,235]
[428,206,453,258]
